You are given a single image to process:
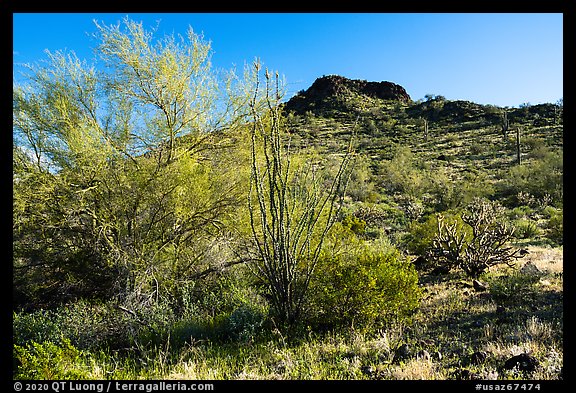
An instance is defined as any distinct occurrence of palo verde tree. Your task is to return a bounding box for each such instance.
[247,61,354,327]
[13,17,254,310]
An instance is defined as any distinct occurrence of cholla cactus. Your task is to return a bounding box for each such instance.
[428,198,523,278]
[428,214,466,271]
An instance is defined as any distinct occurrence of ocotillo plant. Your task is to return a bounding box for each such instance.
[247,60,354,328]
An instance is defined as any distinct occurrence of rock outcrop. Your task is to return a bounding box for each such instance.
[284,75,411,115]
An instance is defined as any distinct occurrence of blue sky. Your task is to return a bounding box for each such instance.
[13,13,563,107]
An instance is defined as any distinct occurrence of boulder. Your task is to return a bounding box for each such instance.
[392,343,411,364]
[503,353,539,373]
[520,261,543,276]
[470,351,489,365]
[473,279,489,291]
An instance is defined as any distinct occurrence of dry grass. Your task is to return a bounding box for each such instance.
[386,358,446,380]
[522,246,563,274]
[163,247,562,380]
[16,243,563,381]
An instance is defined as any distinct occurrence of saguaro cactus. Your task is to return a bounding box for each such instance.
[516,126,521,165]
[501,110,509,139]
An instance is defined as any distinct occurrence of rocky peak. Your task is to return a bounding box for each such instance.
[284,75,411,115]
[310,75,411,102]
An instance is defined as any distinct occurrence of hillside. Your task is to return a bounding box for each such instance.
[282,75,563,212]
[13,72,563,381]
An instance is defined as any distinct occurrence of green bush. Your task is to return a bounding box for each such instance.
[425,170,461,211]
[13,300,145,351]
[469,143,484,155]
[169,277,269,344]
[508,205,534,220]
[345,154,376,202]
[221,303,267,342]
[13,309,63,348]
[513,219,541,239]
[544,207,563,244]
[499,149,562,206]
[404,211,463,256]
[341,214,367,236]
[377,146,427,198]
[308,227,421,330]
[14,338,89,379]
[485,271,540,305]
[456,172,496,206]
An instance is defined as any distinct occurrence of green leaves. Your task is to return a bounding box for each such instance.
[308,236,421,330]
[13,17,254,311]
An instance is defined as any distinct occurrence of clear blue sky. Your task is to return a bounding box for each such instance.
[13,13,563,107]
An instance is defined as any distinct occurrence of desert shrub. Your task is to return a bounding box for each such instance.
[425,170,461,211]
[469,142,484,155]
[422,170,496,213]
[353,205,390,228]
[543,207,563,244]
[14,338,89,379]
[393,124,411,136]
[377,200,410,229]
[499,150,562,207]
[170,276,269,344]
[13,301,135,351]
[344,201,408,241]
[513,219,541,239]
[13,309,59,345]
[346,154,376,202]
[377,146,427,198]
[307,225,421,330]
[172,300,268,345]
[220,303,268,343]
[341,214,367,236]
[395,194,425,221]
[529,145,553,160]
[523,136,547,154]
[485,271,540,305]
[444,132,459,143]
[508,205,535,220]
[364,118,379,134]
[456,172,496,206]
[404,211,463,257]
[378,117,398,132]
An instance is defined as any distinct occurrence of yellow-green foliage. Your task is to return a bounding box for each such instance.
[503,149,562,206]
[14,338,89,380]
[377,146,427,197]
[544,207,563,244]
[405,210,468,256]
[308,224,421,330]
[12,17,256,309]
